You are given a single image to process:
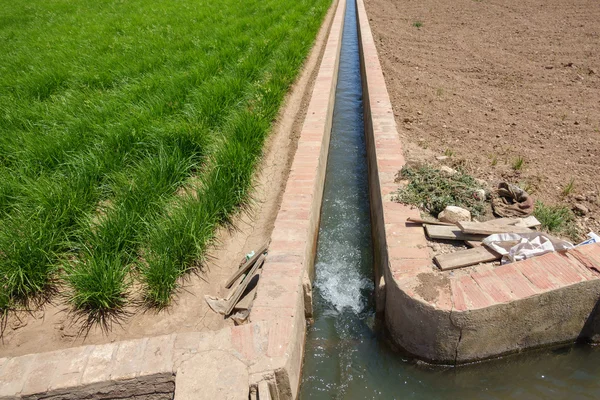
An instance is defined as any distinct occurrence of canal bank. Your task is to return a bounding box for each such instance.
[300,0,600,397]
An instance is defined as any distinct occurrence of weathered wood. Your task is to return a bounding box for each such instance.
[515,215,541,228]
[407,217,455,226]
[465,240,482,248]
[226,254,265,315]
[457,221,532,235]
[425,224,487,242]
[486,216,541,228]
[225,243,268,288]
[434,246,501,270]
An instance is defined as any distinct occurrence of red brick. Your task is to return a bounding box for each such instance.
[516,258,560,291]
[471,269,514,303]
[493,264,538,299]
[388,246,430,260]
[459,275,494,309]
[450,278,467,311]
[532,252,585,286]
[231,324,257,361]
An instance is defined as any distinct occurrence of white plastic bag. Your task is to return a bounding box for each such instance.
[482,232,574,264]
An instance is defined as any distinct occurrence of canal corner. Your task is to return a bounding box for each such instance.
[355,0,600,365]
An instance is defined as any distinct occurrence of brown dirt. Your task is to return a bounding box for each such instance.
[0,1,338,358]
[365,0,600,237]
[415,272,450,303]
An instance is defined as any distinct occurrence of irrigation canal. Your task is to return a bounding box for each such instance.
[298,0,600,398]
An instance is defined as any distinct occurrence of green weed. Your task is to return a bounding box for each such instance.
[512,156,525,171]
[413,21,423,28]
[562,178,575,196]
[394,165,486,217]
[534,201,578,240]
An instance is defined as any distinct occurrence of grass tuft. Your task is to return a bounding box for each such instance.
[512,156,525,171]
[562,178,575,197]
[413,21,423,28]
[534,201,579,240]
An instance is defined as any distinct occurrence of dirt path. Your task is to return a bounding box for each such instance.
[365,0,600,235]
[0,1,338,358]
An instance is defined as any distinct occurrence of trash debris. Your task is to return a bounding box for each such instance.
[482,232,574,264]
[577,232,600,246]
[492,182,535,218]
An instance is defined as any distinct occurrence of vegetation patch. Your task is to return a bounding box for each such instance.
[0,0,330,318]
[394,165,486,217]
[534,201,579,240]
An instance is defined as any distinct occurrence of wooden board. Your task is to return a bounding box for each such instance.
[457,221,533,235]
[486,216,541,228]
[515,215,541,228]
[407,217,455,226]
[225,243,268,288]
[465,240,482,248]
[434,246,501,270]
[425,224,487,242]
[226,254,265,315]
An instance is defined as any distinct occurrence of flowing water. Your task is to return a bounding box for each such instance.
[298,0,600,398]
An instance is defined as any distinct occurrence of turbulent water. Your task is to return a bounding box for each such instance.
[299,0,600,398]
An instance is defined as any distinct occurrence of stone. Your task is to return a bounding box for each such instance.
[436,156,449,161]
[438,206,471,224]
[174,351,249,400]
[474,189,486,201]
[573,203,589,215]
[440,166,457,176]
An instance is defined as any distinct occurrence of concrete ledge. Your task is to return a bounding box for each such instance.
[356,0,600,364]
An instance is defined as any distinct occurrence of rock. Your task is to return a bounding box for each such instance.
[474,189,486,201]
[438,206,471,224]
[575,195,585,201]
[573,203,589,215]
[440,166,457,175]
[403,117,414,123]
[436,155,449,161]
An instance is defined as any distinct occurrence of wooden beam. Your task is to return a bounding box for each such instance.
[465,240,482,248]
[457,221,532,235]
[225,243,268,288]
[434,247,501,270]
[407,217,455,226]
[425,224,487,242]
[486,216,541,228]
[226,254,266,315]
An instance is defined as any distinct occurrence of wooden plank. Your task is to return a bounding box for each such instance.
[457,221,533,235]
[515,216,541,228]
[407,217,455,226]
[226,254,266,315]
[425,224,487,242]
[486,218,520,226]
[225,243,268,288]
[434,247,501,271]
[485,216,541,228]
[465,240,482,248]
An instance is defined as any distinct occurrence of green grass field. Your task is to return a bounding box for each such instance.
[0,0,330,319]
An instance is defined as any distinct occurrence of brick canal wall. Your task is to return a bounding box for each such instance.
[356,0,600,364]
